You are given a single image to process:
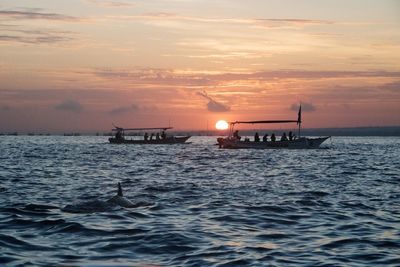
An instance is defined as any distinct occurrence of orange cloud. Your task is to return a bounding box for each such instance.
[85,0,135,8]
[108,12,334,29]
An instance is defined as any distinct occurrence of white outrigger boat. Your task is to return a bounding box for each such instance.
[217,106,329,149]
[109,126,190,144]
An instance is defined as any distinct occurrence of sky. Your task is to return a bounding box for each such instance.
[0,0,399,132]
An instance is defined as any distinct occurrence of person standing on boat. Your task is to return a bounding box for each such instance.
[271,133,276,142]
[161,131,166,140]
[263,133,268,142]
[144,132,149,141]
[254,132,260,142]
[150,133,154,140]
[156,132,160,140]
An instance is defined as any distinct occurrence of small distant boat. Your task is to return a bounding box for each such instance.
[108,126,191,144]
[217,106,330,149]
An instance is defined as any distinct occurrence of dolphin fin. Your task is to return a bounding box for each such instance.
[117,182,123,197]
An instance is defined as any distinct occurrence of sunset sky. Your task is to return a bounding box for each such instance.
[1,0,399,132]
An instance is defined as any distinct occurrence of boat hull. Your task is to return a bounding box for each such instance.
[109,136,191,144]
[217,136,330,149]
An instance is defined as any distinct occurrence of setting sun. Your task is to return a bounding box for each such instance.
[215,120,229,130]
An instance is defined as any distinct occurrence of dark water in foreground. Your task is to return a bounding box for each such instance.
[0,136,399,266]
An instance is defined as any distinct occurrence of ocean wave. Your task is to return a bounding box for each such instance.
[0,136,399,266]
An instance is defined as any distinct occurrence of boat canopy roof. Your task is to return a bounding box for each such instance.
[231,105,302,126]
[231,120,298,125]
[112,126,172,131]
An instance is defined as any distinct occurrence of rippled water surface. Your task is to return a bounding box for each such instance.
[1,136,399,266]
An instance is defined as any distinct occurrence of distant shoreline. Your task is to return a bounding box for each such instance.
[1,126,400,137]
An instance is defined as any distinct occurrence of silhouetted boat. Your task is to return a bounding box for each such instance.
[217,106,330,149]
[109,126,191,144]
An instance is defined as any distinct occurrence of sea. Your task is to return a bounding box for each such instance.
[0,136,399,266]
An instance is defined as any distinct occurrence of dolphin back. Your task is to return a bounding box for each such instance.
[62,199,114,213]
[108,195,136,208]
[108,182,136,208]
[118,182,123,196]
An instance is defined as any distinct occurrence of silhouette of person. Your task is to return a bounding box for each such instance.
[288,131,293,141]
[271,133,276,142]
[116,130,123,140]
[254,132,260,142]
[281,132,288,141]
[263,133,268,142]
[150,133,154,140]
[144,132,149,141]
[233,130,241,140]
[161,131,166,140]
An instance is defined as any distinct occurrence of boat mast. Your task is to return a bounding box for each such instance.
[297,105,302,138]
[298,121,301,138]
